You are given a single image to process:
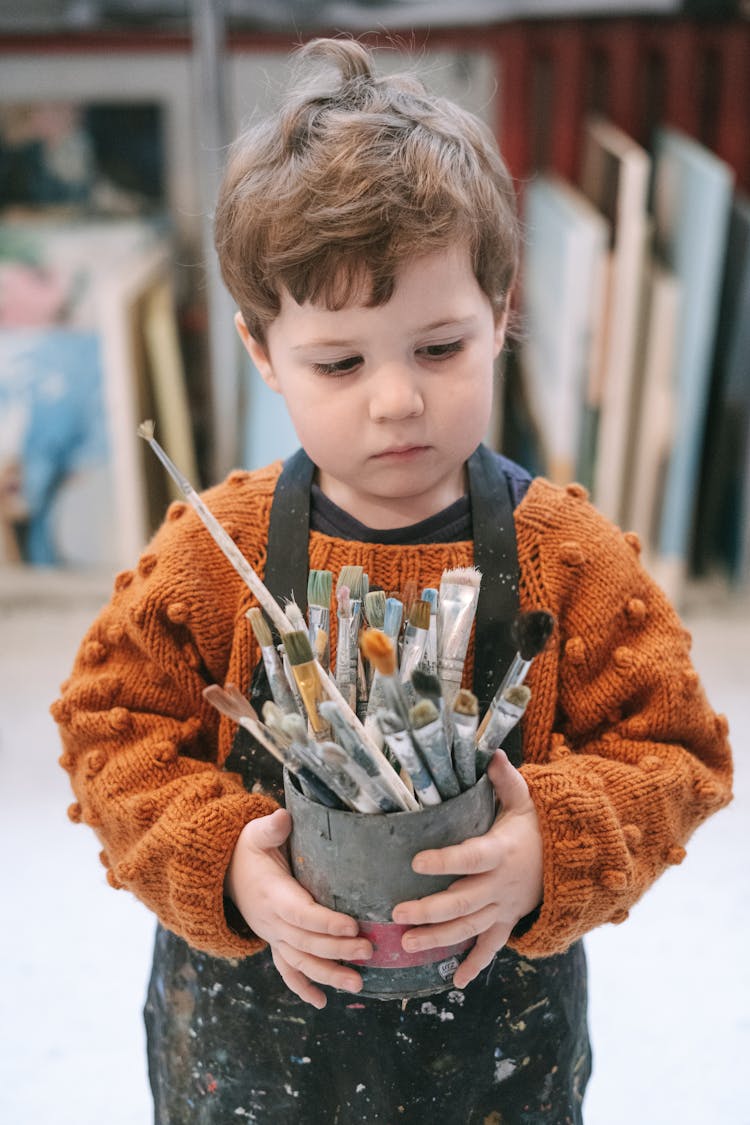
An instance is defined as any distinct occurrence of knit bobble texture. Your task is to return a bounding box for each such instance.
[623,531,642,555]
[560,542,585,566]
[564,637,586,665]
[114,570,134,591]
[623,824,642,851]
[167,501,187,521]
[565,483,589,500]
[166,601,191,625]
[138,553,158,577]
[625,597,647,625]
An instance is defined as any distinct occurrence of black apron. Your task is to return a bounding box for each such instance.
[144,446,591,1124]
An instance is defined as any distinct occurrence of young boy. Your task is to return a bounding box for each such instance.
[54,37,732,1123]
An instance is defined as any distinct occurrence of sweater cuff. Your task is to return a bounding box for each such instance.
[165,791,279,960]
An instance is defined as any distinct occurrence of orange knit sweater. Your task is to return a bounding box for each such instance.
[53,462,733,961]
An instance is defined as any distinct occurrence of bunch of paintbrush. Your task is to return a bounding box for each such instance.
[140,421,554,815]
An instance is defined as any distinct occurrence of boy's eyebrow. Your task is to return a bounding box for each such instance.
[291,316,478,351]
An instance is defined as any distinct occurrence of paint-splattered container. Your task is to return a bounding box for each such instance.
[284,770,496,1000]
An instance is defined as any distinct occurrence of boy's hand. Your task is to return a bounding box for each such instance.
[225,808,373,1008]
[391,749,543,990]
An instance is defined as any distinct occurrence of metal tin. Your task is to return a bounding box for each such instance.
[284,770,497,999]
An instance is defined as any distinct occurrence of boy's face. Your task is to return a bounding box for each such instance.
[236,245,506,529]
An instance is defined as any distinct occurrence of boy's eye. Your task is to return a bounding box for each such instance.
[418,340,464,360]
[312,355,362,376]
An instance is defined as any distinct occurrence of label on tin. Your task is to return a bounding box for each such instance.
[349,921,473,969]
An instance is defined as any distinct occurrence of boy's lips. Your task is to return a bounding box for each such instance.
[373,445,430,460]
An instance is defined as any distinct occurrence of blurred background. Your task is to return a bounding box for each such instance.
[0,1,748,1122]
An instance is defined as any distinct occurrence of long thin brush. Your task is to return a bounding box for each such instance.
[137,421,290,637]
[476,610,554,741]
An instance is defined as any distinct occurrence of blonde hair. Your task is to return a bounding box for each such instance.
[214,37,520,344]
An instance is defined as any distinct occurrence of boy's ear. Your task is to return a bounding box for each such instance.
[492,305,510,358]
[234,311,280,392]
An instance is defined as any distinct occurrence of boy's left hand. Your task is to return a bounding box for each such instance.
[391,749,543,990]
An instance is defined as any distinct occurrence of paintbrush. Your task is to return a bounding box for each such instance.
[364,589,386,631]
[409,699,461,800]
[360,628,412,730]
[284,599,307,634]
[137,421,290,637]
[376,708,442,807]
[401,578,418,625]
[246,607,300,716]
[475,684,532,772]
[476,610,554,742]
[420,587,439,676]
[281,629,331,740]
[318,700,403,812]
[307,570,332,672]
[451,688,480,790]
[382,597,403,646]
[202,684,339,807]
[335,585,356,711]
[399,599,431,706]
[437,566,482,710]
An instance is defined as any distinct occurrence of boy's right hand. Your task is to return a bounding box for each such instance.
[225,808,372,1008]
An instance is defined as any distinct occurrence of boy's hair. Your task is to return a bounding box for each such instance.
[214,37,520,345]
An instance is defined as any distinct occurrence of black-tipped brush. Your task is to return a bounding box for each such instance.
[476,610,554,742]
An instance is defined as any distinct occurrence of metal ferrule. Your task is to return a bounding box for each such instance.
[260,643,299,715]
[437,582,481,709]
[307,604,331,671]
[451,710,480,790]
[410,716,461,800]
[476,694,528,764]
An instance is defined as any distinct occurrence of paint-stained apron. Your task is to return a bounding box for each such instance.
[144,446,592,1124]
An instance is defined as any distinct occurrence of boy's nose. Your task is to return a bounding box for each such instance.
[368,364,424,422]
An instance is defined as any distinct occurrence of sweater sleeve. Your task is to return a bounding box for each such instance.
[52,473,281,960]
[508,481,733,959]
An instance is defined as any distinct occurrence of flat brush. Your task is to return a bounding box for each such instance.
[137,421,290,637]
[307,570,332,672]
[281,629,331,739]
[437,566,482,710]
[476,610,554,741]
[246,607,300,716]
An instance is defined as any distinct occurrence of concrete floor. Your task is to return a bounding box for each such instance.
[0,568,747,1125]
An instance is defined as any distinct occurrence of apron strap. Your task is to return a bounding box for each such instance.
[466,444,523,766]
[253,444,523,765]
